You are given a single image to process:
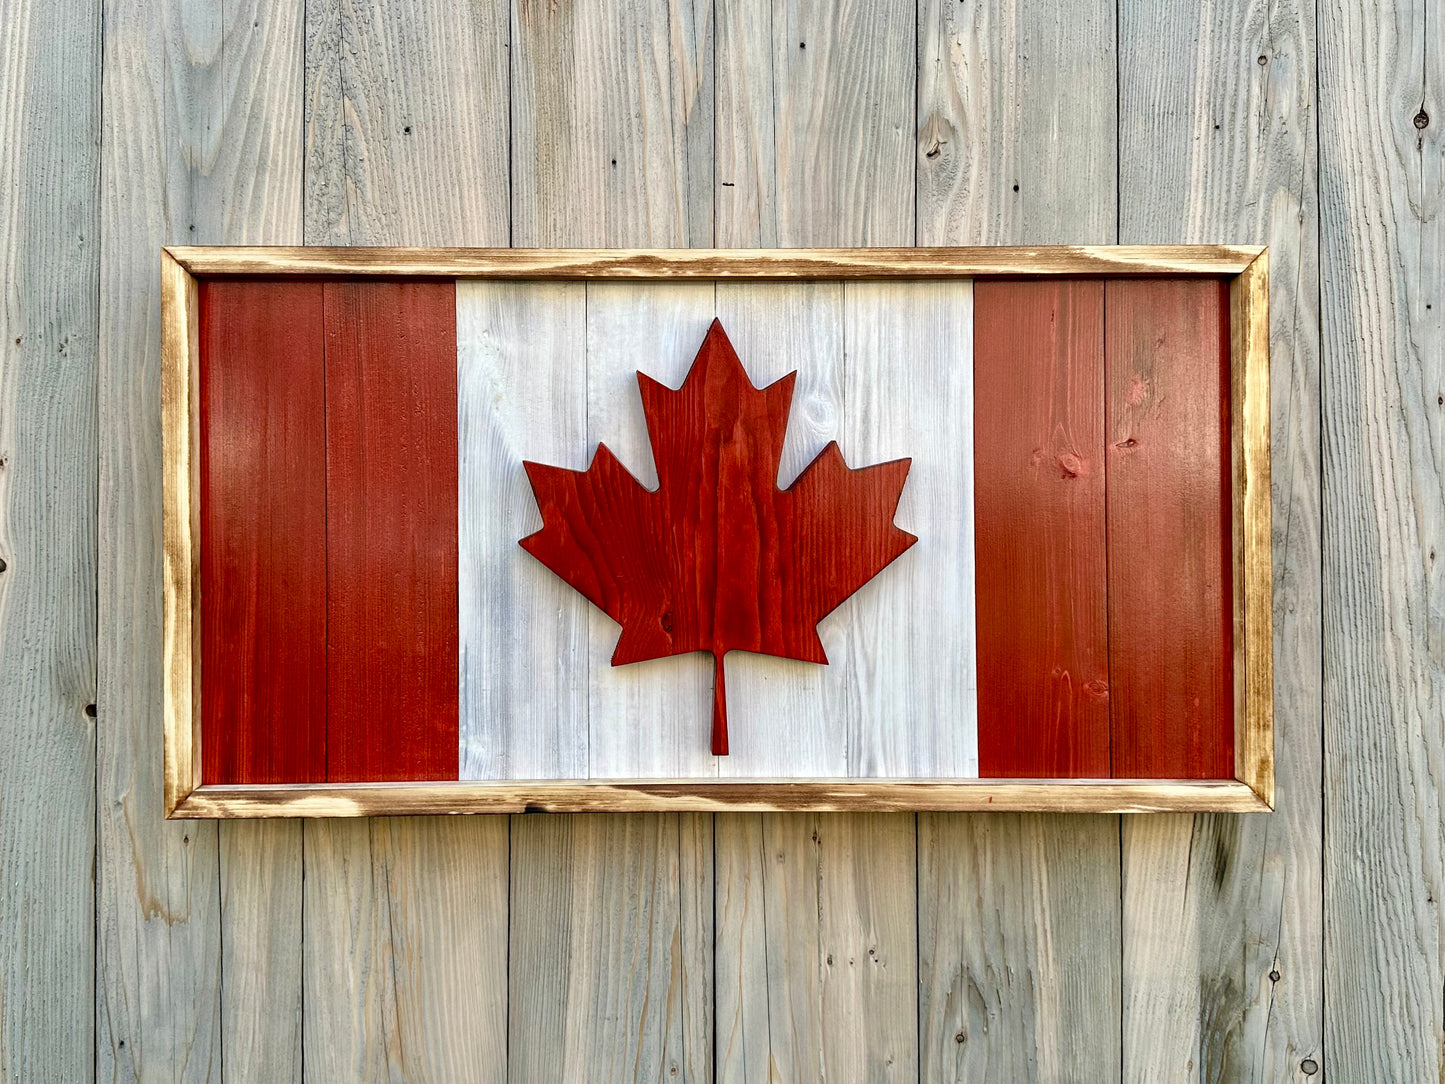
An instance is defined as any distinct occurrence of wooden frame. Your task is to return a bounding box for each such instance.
[161,245,1273,817]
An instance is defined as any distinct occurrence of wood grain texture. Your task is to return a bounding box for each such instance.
[171,244,1264,278]
[508,814,713,1084]
[299,2,511,1078]
[914,0,1125,1076]
[716,814,917,1084]
[176,779,1272,817]
[1119,0,1321,1077]
[199,278,327,784]
[716,0,915,247]
[0,0,98,1075]
[839,281,978,777]
[161,255,201,814]
[712,6,923,1079]
[302,818,509,1080]
[458,281,590,780]
[973,279,1110,778]
[304,0,508,246]
[1232,255,1275,804]
[99,0,310,1078]
[505,7,715,1078]
[1320,0,1440,1077]
[322,279,459,782]
[917,0,1116,245]
[1106,278,1235,780]
[918,814,1121,1082]
[510,0,713,248]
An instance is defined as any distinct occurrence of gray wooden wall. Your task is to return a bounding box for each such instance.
[1,0,1432,1078]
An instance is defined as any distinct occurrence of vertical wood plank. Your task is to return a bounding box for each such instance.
[0,0,98,1076]
[840,281,977,778]
[1119,0,1322,1075]
[99,0,309,1079]
[712,283,848,779]
[583,283,719,779]
[199,279,327,784]
[716,814,917,1084]
[973,279,1110,779]
[511,0,714,248]
[1105,279,1234,780]
[1320,0,1439,1077]
[322,279,459,783]
[713,4,921,1080]
[458,281,590,780]
[506,4,716,1079]
[918,813,1122,1081]
[301,0,511,1077]
[716,0,916,247]
[915,0,1123,1078]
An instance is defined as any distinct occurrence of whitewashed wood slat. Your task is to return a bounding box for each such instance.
[1118,0,1323,1077]
[914,0,1124,1079]
[841,281,977,778]
[1320,0,1441,1077]
[0,0,99,1078]
[715,0,916,247]
[582,282,720,779]
[458,281,590,780]
[97,0,312,1077]
[299,0,512,1079]
[716,812,918,1084]
[505,4,716,1081]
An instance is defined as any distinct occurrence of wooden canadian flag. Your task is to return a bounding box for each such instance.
[198,277,1233,786]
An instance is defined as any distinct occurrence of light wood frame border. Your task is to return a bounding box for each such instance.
[161,245,1273,817]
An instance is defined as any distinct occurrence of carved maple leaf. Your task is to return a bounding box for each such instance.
[520,318,916,755]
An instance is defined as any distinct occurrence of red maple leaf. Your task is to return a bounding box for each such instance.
[520,319,916,756]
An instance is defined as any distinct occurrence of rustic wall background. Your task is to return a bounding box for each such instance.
[2,0,1429,1078]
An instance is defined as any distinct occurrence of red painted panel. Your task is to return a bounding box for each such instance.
[200,279,328,784]
[1105,278,1233,779]
[324,280,459,781]
[974,280,1111,778]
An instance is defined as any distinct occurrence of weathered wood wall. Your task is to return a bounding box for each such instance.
[4,0,1419,1077]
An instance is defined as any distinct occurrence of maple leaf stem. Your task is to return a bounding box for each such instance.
[711,652,729,756]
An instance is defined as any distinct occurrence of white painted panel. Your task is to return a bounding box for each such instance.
[459,279,977,780]
[457,281,589,780]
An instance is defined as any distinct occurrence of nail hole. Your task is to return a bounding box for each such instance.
[799,41,805,49]
[1012,183,1020,192]
[403,125,412,134]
